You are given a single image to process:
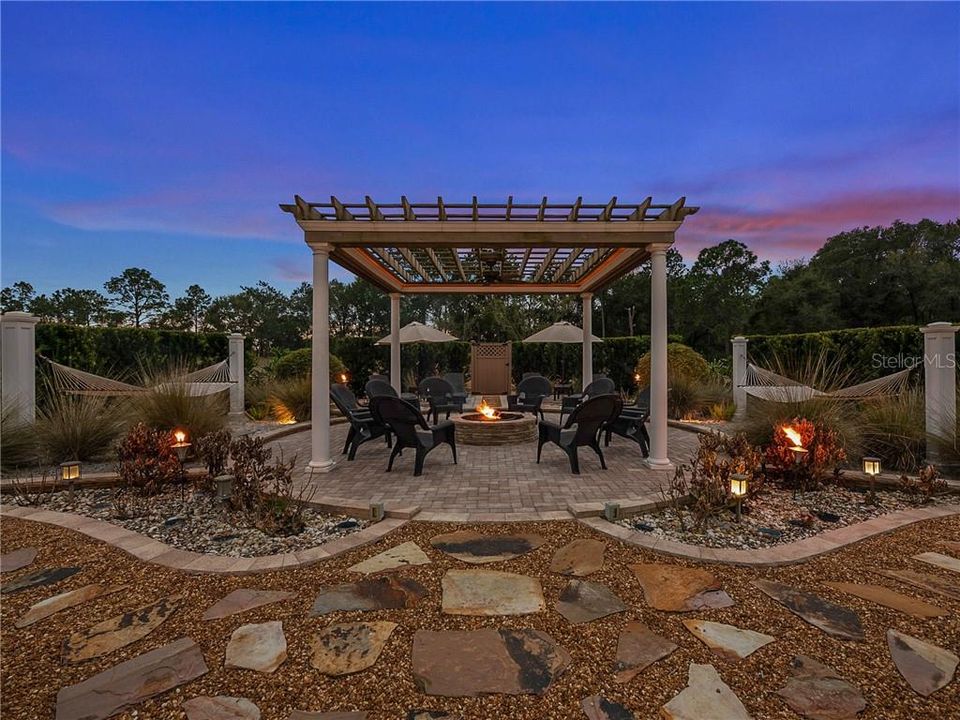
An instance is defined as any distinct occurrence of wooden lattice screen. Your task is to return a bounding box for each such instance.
[470,342,512,395]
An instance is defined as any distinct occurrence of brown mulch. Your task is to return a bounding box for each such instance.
[1,514,958,720]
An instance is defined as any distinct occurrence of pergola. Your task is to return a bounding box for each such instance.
[280,195,699,473]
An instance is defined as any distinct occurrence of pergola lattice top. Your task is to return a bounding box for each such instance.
[281,195,698,294]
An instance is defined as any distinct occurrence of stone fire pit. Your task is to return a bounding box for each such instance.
[452,411,537,446]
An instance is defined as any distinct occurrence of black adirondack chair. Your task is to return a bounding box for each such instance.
[365,377,418,405]
[370,395,458,476]
[330,383,391,460]
[419,376,464,424]
[559,376,616,424]
[507,374,552,421]
[537,394,622,474]
[443,372,469,405]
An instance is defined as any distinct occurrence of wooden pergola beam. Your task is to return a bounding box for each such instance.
[330,195,355,221]
[370,247,411,282]
[532,247,559,282]
[450,248,467,281]
[424,247,447,280]
[550,247,584,281]
[397,247,430,280]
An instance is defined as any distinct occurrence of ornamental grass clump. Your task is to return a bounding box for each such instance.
[127,362,226,437]
[0,402,38,469]
[859,389,926,471]
[35,392,126,463]
[266,376,312,423]
[115,423,181,496]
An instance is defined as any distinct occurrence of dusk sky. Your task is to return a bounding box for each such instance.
[2,2,958,297]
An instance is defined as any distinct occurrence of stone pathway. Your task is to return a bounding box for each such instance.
[913,551,960,574]
[0,546,37,573]
[7,526,958,719]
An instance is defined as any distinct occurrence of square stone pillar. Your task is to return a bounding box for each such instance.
[1,312,39,424]
[732,336,749,420]
[921,322,958,464]
[228,333,245,416]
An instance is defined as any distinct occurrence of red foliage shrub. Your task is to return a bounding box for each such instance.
[115,423,181,496]
[765,417,847,488]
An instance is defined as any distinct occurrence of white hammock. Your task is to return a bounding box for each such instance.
[42,356,233,397]
[742,362,912,402]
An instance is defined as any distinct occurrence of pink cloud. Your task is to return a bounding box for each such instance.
[676,186,960,261]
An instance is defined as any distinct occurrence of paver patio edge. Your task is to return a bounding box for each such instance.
[0,505,409,575]
[579,503,960,566]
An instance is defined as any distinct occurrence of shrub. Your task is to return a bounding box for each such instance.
[899,465,948,504]
[271,348,346,381]
[195,429,232,478]
[860,389,926,471]
[765,417,847,491]
[228,435,306,535]
[267,376,312,423]
[634,343,712,390]
[115,423,181,496]
[126,362,227,437]
[668,375,730,420]
[35,392,126,463]
[1,403,38,469]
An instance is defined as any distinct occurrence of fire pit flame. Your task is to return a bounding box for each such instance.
[476,398,501,421]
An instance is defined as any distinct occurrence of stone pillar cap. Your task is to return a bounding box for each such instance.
[0,312,40,324]
[920,322,958,334]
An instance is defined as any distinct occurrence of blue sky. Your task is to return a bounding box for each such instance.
[2,2,958,297]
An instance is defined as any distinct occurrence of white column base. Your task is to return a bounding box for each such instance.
[643,457,675,471]
[307,459,336,473]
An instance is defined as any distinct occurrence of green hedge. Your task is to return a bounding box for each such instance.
[271,347,346,380]
[330,334,682,394]
[745,325,934,382]
[36,324,230,378]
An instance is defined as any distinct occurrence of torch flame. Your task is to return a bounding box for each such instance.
[476,398,499,420]
[173,429,187,444]
[782,425,803,448]
[339,373,348,383]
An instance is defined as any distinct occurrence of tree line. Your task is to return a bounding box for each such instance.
[3,219,957,358]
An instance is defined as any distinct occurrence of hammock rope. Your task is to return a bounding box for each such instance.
[741,361,912,402]
[39,355,234,397]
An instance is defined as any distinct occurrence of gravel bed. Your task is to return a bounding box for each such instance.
[617,484,950,549]
[1,515,958,720]
[41,487,367,557]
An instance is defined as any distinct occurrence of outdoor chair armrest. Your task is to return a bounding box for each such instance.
[539,418,561,432]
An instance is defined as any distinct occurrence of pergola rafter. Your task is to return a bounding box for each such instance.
[282,195,697,295]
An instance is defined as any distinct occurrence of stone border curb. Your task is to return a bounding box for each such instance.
[0,504,408,575]
[580,503,960,566]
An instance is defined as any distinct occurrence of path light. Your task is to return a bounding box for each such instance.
[214,474,234,502]
[633,372,641,385]
[171,429,191,462]
[339,372,349,384]
[730,473,748,522]
[60,460,81,500]
[863,456,881,504]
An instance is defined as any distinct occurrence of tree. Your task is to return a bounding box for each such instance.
[104,268,169,327]
[49,288,111,326]
[162,284,212,332]
[0,281,36,312]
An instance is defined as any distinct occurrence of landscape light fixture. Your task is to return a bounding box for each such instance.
[60,460,81,500]
[862,456,881,504]
[730,473,748,522]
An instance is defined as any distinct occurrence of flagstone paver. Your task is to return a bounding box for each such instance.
[55,637,208,720]
[430,530,545,563]
[63,594,183,663]
[347,541,431,574]
[682,620,775,660]
[874,568,960,602]
[289,712,368,720]
[581,695,635,719]
[823,581,947,618]
[661,663,751,720]
[203,589,296,621]
[182,696,261,720]
[887,629,959,697]
[753,580,864,641]
[613,622,678,683]
[555,579,627,624]
[550,539,605,576]
[225,621,287,673]
[405,711,459,719]
[15,583,125,628]
[310,576,428,616]
[310,621,398,676]
[1,566,81,594]
[913,551,960,574]
[0,546,37,572]
[630,563,734,612]
[441,569,544,616]
[940,540,960,554]
[776,655,866,720]
[411,628,571,696]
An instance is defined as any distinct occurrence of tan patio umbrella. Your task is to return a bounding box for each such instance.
[522,321,601,383]
[522,321,601,344]
[375,321,459,345]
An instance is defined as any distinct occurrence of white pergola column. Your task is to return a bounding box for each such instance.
[921,322,958,464]
[1,312,39,424]
[390,293,401,393]
[581,292,593,391]
[309,245,334,472]
[228,333,245,417]
[645,244,672,470]
[732,335,749,420]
